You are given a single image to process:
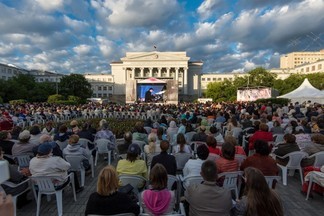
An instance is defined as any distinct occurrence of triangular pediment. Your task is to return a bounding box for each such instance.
[121,52,190,61]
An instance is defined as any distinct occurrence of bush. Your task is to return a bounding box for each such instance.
[68,95,82,104]
[0,96,3,104]
[255,98,290,105]
[47,94,64,103]
[9,99,27,105]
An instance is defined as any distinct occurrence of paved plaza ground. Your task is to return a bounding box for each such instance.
[17,157,324,216]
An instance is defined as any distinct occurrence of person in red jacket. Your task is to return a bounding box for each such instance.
[249,123,273,150]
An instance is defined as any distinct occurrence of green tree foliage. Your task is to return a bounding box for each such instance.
[59,74,92,100]
[47,94,65,103]
[247,67,277,87]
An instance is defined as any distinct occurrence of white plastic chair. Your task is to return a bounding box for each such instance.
[185,131,197,144]
[181,175,203,190]
[218,171,243,200]
[31,173,77,216]
[174,153,192,171]
[167,175,180,206]
[65,155,94,187]
[78,138,93,149]
[306,171,324,200]
[95,139,113,166]
[264,176,281,188]
[118,175,147,201]
[15,155,31,169]
[276,151,308,186]
[308,151,324,168]
[56,140,68,151]
[1,178,31,216]
[235,154,247,169]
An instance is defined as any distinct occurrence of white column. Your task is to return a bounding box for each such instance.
[123,67,127,80]
[149,67,153,77]
[166,67,170,77]
[184,67,188,94]
[175,67,179,80]
[140,67,144,77]
[158,67,162,77]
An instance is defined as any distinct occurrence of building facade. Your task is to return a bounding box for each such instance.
[280,49,324,69]
[84,74,114,99]
[110,51,202,103]
[0,63,29,80]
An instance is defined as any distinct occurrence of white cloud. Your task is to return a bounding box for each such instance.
[73,44,92,55]
[34,0,64,11]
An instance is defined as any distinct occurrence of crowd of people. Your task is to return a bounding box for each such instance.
[0,99,323,215]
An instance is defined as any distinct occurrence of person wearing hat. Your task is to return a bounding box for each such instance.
[29,143,71,185]
[191,125,208,142]
[32,134,63,158]
[11,130,38,157]
[116,143,147,178]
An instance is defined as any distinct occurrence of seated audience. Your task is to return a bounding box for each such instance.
[241,139,278,176]
[85,165,140,216]
[0,131,15,155]
[95,123,116,150]
[231,167,284,216]
[173,133,191,154]
[12,130,38,157]
[117,131,133,156]
[29,125,42,145]
[302,134,324,167]
[192,125,208,142]
[209,126,224,144]
[70,120,80,134]
[185,160,232,216]
[53,124,70,142]
[63,135,91,170]
[183,144,209,178]
[141,164,175,215]
[224,135,246,156]
[270,120,284,134]
[206,136,220,155]
[144,133,161,167]
[132,121,148,144]
[273,134,300,166]
[41,121,55,136]
[116,143,147,178]
[248,123,273,150]
[216,142,239,174]
[32,134,63,157]
[151,140,177,176]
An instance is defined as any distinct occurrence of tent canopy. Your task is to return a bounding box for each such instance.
[138,77,166,84]
[278,78,324,104]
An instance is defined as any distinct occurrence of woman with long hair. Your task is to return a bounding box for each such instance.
[172,133,191,154]
[144,133,161,167]
[231,167,284,216]
[141,164,175,215]
[85,165,140,215]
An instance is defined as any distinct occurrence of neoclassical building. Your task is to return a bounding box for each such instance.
[110,51,203,103]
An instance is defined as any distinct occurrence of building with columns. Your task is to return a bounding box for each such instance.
[110,51,202,103]
[280,49,324,69]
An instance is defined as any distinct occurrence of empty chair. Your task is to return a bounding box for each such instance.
[65,155,94,187]
[276,151,308,186]
[95,139,113,166]
[31,173,77,216]
[264,176,281,189]
[218,171,243,200]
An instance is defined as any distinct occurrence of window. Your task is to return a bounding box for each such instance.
[306,67,309,72]
[213,78,216,81]
[103,93,107,98]
[318,64,322,70]
[103,86,107,91]
[98,86,102,90]
[108,86,113,91]
[207,78,211,81]
[218,78,222,81]
[98,93,102,97]
[312,66,315,71]
[202,78,205,81]
[92,93,97,97]
[108,78,112,82]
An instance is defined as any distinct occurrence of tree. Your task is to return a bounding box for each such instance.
[247,67,277,87]
[59,74,92,100]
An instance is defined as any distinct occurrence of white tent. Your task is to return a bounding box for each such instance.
[278,78,324,104]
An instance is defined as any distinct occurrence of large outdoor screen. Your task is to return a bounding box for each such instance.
[137,84,166,102]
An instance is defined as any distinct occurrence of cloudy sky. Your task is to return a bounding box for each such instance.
[0,0,323,74]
